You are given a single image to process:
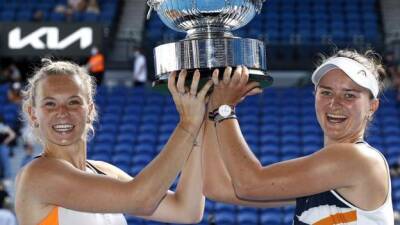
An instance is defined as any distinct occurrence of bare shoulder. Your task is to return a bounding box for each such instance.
[351,143,388,180]
[318,143,381,169]
[15,158,73,225]
[17,158,73,190]
[16,158,75,200]
[322,143,388,210]
[88,160,132,181]
[307,143,383,186]
[319,142,388,187]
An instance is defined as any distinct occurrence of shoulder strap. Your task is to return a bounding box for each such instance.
[86,161,107,175]
[34,155,107,175]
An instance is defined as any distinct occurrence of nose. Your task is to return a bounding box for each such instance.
[329,95,341,108]
[56,104,69,118]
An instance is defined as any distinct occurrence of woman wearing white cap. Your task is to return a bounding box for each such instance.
[202,49,394,224]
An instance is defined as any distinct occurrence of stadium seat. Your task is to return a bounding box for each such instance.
[117,133,136,144]
[16,9,32,21]
[260,155,280,165]
[260,208,282,224]
[281,143,301,155]
[49,12,65,21]
[215,202,236,213]
[237,210,258,224]
[112,153,131,165]
[134,141,155,152]
[121,115,141,125]
[215,212,236,225]
[82,12,98,22]
[114,143,134,154]
[132,153,152,165]
[95,133,116,144]
[91,152,111,162]
[119,124,138,134]
[138,124,158,134]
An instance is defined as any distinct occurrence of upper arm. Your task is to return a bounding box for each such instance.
[238,144,371,201]
[90,161,203,223]
[18,158,134,214]
[137,190,199,223]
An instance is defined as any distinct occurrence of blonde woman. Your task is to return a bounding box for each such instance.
[15,59,212,225]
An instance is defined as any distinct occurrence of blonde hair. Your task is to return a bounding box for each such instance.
[21,58,98,142]
[317,49,387,98]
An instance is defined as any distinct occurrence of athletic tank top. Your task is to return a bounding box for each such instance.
[37,161,127,225]
[293,141,394,225]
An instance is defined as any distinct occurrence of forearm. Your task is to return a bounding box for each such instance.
[138,126,205,223]
[203,120,293,207]
[215,119,263,197]
[171,144,204,222]
[138,149,205,223]
[202,119,234,200]
[128,122,197,215]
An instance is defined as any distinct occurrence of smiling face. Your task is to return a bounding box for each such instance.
[315,69,379,144]
[29,74,92,146]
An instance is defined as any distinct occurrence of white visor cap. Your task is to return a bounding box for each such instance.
[311,57,379,99]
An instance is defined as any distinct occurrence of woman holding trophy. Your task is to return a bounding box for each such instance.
[202,50,393,224]
[15,59,212,225]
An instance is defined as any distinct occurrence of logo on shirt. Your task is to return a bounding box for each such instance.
[297,205,357,225]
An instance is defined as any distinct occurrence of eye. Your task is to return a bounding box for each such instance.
[344,93,356,99]
[69,100,82,105]
[320,90,331,96]
[44,101,56,107]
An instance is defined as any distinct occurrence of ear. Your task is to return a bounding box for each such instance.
[370,98,379,116]
[27,105,38,127]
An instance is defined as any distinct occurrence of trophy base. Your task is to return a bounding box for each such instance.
[151,67,273,94]
[152,37,271,93]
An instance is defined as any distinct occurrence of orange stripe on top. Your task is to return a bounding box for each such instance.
[314,211,357,225]
[38,207,59,225]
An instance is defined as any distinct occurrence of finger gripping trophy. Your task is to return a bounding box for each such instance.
[147,0,272,89]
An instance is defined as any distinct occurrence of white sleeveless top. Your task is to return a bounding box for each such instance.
[294,142,394,225]
[38,164,127,225]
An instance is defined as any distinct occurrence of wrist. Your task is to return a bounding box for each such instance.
[210,102,235,111]
[209,104,236,123]
[178,122,201,147]
[178,121,200,137]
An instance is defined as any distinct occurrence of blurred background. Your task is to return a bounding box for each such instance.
[0,0,400,224]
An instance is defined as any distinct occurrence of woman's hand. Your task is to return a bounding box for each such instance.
[209,66,262,112]
[168,69,213,135]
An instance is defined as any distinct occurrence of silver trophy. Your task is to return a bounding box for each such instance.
[147,0,272,89]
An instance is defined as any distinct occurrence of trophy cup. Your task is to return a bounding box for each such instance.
[147,0,272,90]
